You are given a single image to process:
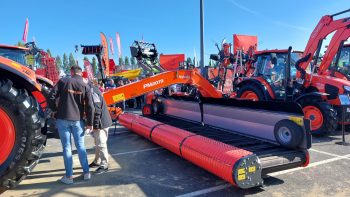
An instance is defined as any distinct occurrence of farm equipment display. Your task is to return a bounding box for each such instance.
[208,36,257,95]
[103,68,311,189]
[235,9,350,135]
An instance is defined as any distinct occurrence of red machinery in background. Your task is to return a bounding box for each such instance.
[25,42,59,85]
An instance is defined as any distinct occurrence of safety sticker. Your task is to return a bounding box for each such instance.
[112,93,125,102]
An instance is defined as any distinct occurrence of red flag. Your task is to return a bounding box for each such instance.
[22,18,29,43]
[233,34,258,54]
[109,37,114,55]
[116,32,122,58]
[159,54,185,71]
[100,32,110,77]
[83,60,94,80]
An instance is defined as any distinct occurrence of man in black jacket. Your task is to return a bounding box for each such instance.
[85,79,113,174]
[50,66,94,184]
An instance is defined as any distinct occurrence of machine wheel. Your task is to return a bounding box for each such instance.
[142,104,153,116]
[237,83,266,101]
[274,120,303,149]
[0,79,46,190]
[298,98,337,135]
[152,100,163,115]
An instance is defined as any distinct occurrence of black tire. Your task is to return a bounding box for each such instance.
[274,120,303,149]
[127,99,135,108]
[237,83,266,101]
[152,100,163,115]
[298,97,337,135]
[0,79,46,191]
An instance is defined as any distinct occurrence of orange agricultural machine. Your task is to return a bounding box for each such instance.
[0,44,53,192]
[235,9,350,135]
[102,67,311,189]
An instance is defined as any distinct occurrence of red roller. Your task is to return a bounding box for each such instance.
[151,124,194,156]
[131,115,164,139]
[118,113,263,189]
[118,113,134,129]
[181,135,252,185]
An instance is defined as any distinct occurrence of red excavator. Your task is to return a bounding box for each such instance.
[235,9,350,135]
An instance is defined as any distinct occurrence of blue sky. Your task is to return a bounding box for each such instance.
[0,0,348,65]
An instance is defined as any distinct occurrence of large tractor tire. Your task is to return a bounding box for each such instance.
[298,97,337,135]
[0,79,46,191]
[237,83,266,101]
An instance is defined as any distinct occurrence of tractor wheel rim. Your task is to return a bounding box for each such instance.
[277,126,292,144]
[0,107,16,165]
[241,91,259,101]
[303,106,323,131]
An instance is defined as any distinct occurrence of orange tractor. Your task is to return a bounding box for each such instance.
[235,9,350,134]
[0,44,56,191]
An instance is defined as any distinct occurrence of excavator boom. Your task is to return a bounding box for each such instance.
[300,9,350,71]
[103,69,222,105]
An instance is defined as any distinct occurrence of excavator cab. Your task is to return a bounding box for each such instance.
[329,44,350,78]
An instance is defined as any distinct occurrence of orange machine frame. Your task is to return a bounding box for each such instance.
[103,70,222,106]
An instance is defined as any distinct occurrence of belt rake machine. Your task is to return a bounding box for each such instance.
[103,69,311,189]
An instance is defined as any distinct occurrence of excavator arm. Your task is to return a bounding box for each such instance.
[103,70,222,106]
[298,9,350,72]
[318,25,350,74]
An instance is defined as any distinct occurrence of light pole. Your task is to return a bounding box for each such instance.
[200,0,205,73]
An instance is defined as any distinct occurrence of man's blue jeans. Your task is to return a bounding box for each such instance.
[56,119,89,177]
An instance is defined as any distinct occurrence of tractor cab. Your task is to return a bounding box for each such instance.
[0,45,28,66]
[253,49,303,100]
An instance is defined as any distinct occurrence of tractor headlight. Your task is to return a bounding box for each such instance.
[344,86,350,92]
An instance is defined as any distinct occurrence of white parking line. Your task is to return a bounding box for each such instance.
[176,152,350,197]
[176,184,231,197]
[310,149,350,159]
[109,147,164,156]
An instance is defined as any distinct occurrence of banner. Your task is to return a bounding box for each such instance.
[83,60,94,80]
[159,54,185,71]
[116,32,122,58]
[100,32,110,77]
[233,34,258,54]
[22,18,29,43]
[109,37,114,55]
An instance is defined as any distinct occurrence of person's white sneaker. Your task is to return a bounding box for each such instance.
[60,176,73,184]
[84,172,91,181]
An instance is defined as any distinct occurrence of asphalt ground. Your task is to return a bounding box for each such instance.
[3,113,350,197]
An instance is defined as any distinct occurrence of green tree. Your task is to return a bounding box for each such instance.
[119,57,124,69]
[55,55,62,73]
[92,57,98,75]
[47,49,52,57]
[16,41,25,47]
[130,57,136,69]
[186,57,192,65]
[192,58,197,66]
[68,53,76,68]
[63,53,69,74]
[125,56,130,69]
